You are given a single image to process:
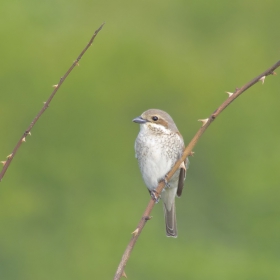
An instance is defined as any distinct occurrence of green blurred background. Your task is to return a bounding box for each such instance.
[0,0,280,279]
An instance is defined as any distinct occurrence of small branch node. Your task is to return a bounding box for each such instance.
[6,154,13,159]
[1,161,6,166]
[52,84,58,88]
[21,137,26,143]
[131,228,139,236]
[74,60,80,66]
[226,91,234,97]
[198,118,209,127]
[259,76,266,84]
[28,132,31,136]
[145,216,153,221]
[190,151,195,157]
[121,271,127,278]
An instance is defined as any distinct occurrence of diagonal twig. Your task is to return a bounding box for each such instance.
[113,60,280,280]
[0,22,105,182]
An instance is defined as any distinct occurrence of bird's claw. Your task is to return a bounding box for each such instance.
[164,175,171,188]
[150,190,160,203]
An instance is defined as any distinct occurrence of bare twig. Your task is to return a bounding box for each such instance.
[114,60,280,280]
[0,22,105,182]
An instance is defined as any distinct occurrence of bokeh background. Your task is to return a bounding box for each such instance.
[0,0,280,279]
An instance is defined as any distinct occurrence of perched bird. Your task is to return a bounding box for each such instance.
[133,109,188,238]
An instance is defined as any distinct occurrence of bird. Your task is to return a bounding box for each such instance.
[133,109,188,237]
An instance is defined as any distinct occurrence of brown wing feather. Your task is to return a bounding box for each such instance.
[177,167,185,197]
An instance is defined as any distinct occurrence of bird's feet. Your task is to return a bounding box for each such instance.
[164,175,171,188]
[150,190,161,203]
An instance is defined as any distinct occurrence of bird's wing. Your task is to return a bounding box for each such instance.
[176,158,189,197]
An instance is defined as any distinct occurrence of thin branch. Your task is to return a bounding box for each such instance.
[113,60,280,280]
[0,22,105,182]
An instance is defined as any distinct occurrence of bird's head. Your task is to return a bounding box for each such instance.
[133,109,179,133]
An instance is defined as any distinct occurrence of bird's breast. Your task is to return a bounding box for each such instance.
[135,129,183,190]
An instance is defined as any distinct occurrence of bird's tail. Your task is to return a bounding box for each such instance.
[163,201,177,238]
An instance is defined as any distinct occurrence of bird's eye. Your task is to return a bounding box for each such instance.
[152,116,158,121]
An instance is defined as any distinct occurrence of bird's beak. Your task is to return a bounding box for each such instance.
[133,116,147,124]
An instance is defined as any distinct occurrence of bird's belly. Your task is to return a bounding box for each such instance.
[140,151,173,191]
